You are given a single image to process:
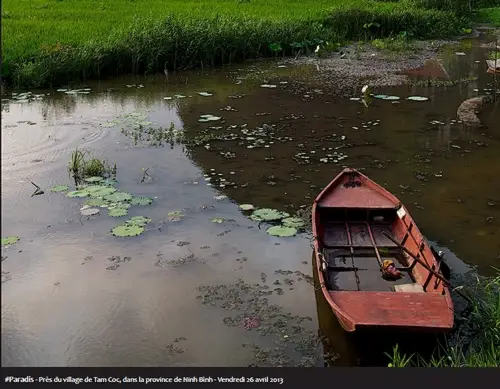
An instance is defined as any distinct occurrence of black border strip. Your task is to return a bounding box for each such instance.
[2,367,499,388]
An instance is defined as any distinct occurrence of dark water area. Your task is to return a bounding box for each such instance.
[1,36,499,367]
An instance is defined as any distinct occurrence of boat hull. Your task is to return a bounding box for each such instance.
[312,168,454,333]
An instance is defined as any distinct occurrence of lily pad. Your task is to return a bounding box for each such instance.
[111,224,144,237]
[198,92,213,97]
[211,217,225,224]
[84,176,104,183]
[80,208,100,216]
[85,198,108,207]
[126,216,152,227]
[168,211,184,222]
[407,96,429,101]
[85,185,117,198]
[239,204,255,211]
[50,185,69,192]
[104,192,133,202]
[250,208,290,222]
[374,95,400,101]
[2,236,20,246]
[266,226,297,237]
[108,208,128,217]
[108,202,131,209]
[130,197,153,206]
[67,190,89,198]
[198,114,222,122]
[102,178,118,186]
[282,217,306,228]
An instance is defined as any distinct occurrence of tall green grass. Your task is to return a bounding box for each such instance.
[475,7,500,25]
[387,271,500,367]
[1,0,472,88]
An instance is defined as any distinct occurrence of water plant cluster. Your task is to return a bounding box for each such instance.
[51,175,154,237]
[241,206,307,237]
[68,149,116,181]
[2,0,480,88]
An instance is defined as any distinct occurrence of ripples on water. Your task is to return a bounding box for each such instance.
[1,37,499,367]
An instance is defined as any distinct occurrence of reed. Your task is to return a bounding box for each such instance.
[68,148,115,180]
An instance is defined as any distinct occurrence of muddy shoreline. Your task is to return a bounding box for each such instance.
[280,39,458,97]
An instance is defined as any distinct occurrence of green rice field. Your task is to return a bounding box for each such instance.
[0,0,477,88]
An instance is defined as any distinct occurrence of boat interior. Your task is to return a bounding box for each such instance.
[316,207,443,294]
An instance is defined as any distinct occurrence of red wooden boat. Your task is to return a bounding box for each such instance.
[312,168,454,333]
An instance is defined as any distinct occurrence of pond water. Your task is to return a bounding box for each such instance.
[1,36,499,367]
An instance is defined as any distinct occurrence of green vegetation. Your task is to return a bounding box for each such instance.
[68,148,116,181]
[387,271,500,367]
[0,0,488,88]
[475,7,500,25]
[372,33,415,52]
[1,236,20,247]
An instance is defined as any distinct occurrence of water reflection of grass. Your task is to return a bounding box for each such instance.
[388,271,500,367]
[3,0,466,88]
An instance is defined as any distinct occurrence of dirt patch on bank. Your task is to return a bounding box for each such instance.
[283,40,457,97]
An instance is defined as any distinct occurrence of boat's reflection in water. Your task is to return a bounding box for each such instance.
[312,251,445,367]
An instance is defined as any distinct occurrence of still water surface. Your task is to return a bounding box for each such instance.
[1,38,499,367]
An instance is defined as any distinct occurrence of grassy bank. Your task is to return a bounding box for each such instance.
[1,0,471,88]
[388,271,500,367]
[475,8,500,25]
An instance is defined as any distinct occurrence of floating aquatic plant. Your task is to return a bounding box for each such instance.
[198,114,222,122]
[108,202,131,209]
[373,95,400,100]
[168,211,184,222]
[85,185,117,198]
[80,207,100,216]
[111,224,144,237]
[211,217,225,223]
[101,178,118,186]
[239,204,255,211]
[50,185,69,192]
[282,217,306,228]
[266,226,297,237]
[407,96,429,101]
[84,176,104,183]
[2,236,20,246]
[130,197,153,206]
[85,198,109,207]
[108,208,128,217]
[104,192,133,202]
[260,84,277,88]
[126,216,151,227]
[250,208,290,222]
[67,190,88,198]
[214,195,227,201]
[198,92,213,96]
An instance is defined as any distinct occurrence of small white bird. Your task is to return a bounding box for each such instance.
[315,45,320,54]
